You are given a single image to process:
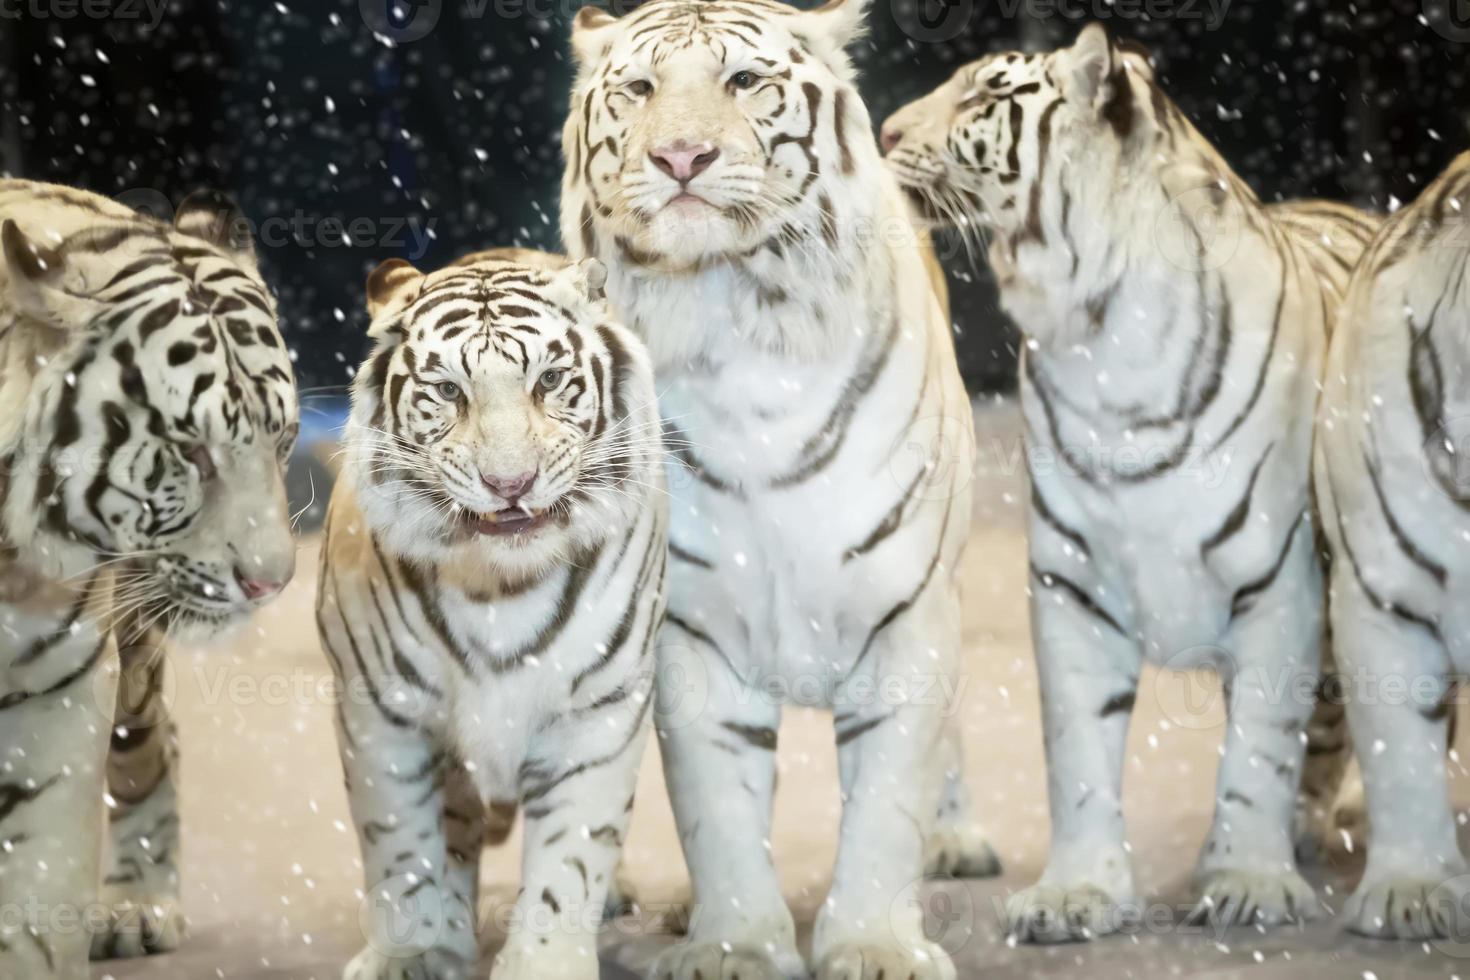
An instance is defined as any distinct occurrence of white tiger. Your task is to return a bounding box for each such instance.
[0,180,298,978]
[881,24,1379,940]
[1315,150,1470,940]
[561,1,984,977]
[317,248,668,980]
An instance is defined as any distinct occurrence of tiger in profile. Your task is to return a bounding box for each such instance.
[561,1,987,977]
[317,248,667,980]
[1315,150,1470,940]
[0,180,298,978]
[881,25,1379,941]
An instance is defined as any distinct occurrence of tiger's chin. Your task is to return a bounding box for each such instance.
[619,207,751,271]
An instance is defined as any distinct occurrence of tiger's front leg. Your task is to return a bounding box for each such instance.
[492,689,652,980]
[92,625,185,961]
[812,584,958,980]
[1005,568,1140,944]
[335,705,478,979]
[0,641,117,980]
[648,633,803,980]
[1189,530,1323,929]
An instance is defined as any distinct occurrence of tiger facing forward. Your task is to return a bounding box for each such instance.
[562,1,982,977]
[1316,151,1470,940]
[0,180,298,977]
[317,248,667,980]
[882,25,1379,940]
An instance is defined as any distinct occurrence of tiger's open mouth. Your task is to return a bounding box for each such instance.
[465,507,550,537]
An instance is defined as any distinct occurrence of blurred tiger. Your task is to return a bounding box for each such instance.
[1316,150,1470,940]
[0,180,298,978]
[317,248,667,980]
[881,24,1379,941]
[561,0,992,977]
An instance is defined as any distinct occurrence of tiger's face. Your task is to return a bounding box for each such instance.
[349,250,661,580]
[0,189,298,634]
[563,0,873,271]
[881,25,1152,241]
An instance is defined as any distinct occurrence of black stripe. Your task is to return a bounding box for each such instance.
[1031,565,1126,636]
[1200,443,1272,559]
[720,721,777,750]
[1228,510,1305,620]
[1363,450,1447,586]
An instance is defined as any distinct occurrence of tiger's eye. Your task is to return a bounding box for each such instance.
[435,380,461,400]
[627,79,652,97]
[538,368,565,391]
[729,71,757,90]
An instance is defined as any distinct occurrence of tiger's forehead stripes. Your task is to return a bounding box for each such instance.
[619,0,806,60]
[25,217,296,451]
[397,266,590,374]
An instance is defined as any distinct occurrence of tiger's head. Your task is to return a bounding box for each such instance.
[562,0,878,273]
[881,24,1156,242]
[347,249,662,581]
[0,187,299,635]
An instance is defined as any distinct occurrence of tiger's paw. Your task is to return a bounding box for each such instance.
[1004,882,1136,944]
[1186,869,1322,928]
[814,939,955,980]
[88,893,185,960]
[924,820,1002,878]
[491,939,598,980]
[1344,871,1470,940]
[343,945,476,980]
[648,940,804,980]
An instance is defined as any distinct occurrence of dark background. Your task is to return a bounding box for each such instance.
[2,0,1467,397]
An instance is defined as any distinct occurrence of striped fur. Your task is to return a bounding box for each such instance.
[0,180,297,978]
[882,25,1379,941]
[317,249,667,979]
[1316,150,1470,940]
[561,2,987,978]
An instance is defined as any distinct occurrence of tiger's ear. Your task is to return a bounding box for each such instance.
[174,189,257,270]
[365,257,425,333]
[788,0,869,80]
[0,220,98,333]
[571,4,619,66]
[552,257,609,314]
[1061,23,1117,113]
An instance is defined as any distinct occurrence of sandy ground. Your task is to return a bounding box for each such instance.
[96,400,1470,980]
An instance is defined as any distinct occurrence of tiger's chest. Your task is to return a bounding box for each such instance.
[428,567,652,801]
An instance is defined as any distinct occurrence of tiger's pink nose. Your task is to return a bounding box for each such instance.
[880,125,903,155]
[649,142,720,182]
[482,470,537,505]
[235,568,289,601]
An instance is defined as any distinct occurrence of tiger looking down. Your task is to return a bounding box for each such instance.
[562,0,987,977]
[316,248,668,980]
[0,179,299,978]
[882,25,1379,941]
